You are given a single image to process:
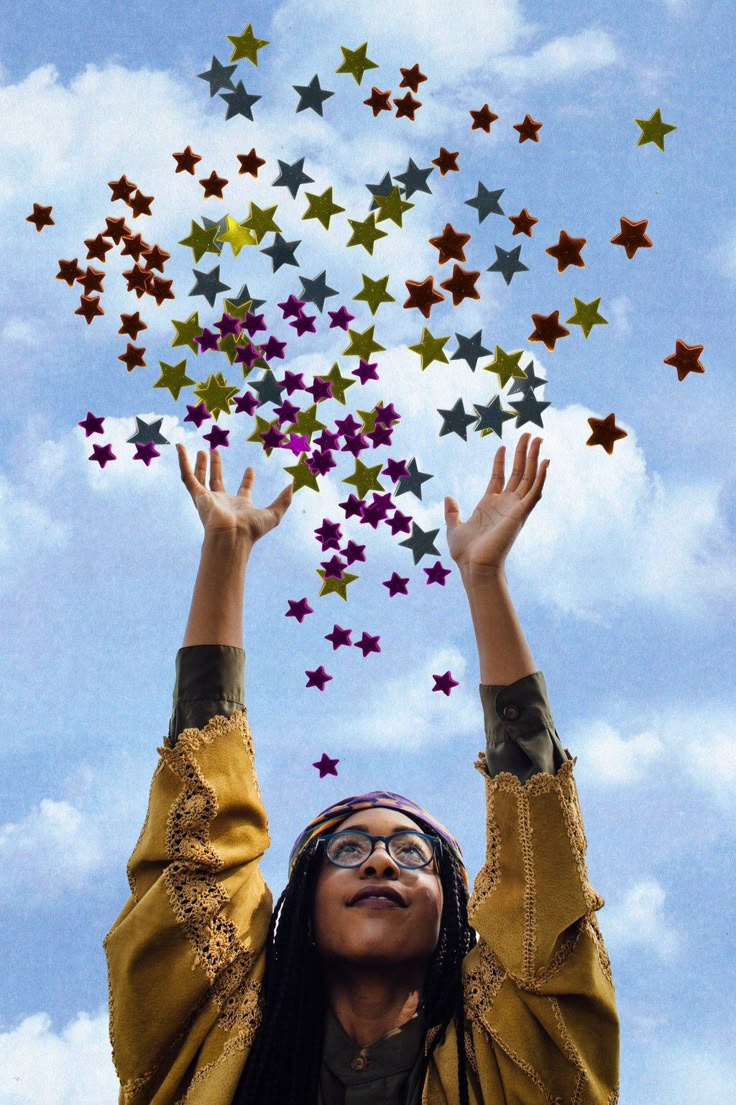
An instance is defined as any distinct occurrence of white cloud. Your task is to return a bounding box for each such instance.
[608,294,633,338]
[0,319,38,346]
[573,722,664,784]
[491,29,619,86]
[0,473,68,584]
[0,1010,117,1105]
[603,878,681,961]
[0,800,105,905]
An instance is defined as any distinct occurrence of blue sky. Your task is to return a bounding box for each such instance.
[1,1,735,1101]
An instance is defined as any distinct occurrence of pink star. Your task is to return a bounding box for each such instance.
[328,305,355,330]
[367,424,393,447]
[375,403,400,427]
[286,597,313,623]
[307,449,336,475]
[89,443,116,467]
[313,752,339,777]
[342,432,370,457]
[274,399,300,424]
[195,328,220,352]
[386,510,412,535]
[78,411,105,436]
[339,494,365,519]
[321,555,346,579]
[355,631,381,657]
[133,441,160,465]
[306,665,333,691]
[383,572,409,597]
[215,313,240,336]
[286,432,310,455]
[315,428,341,451]
[306,377,333,402]
[243,311,267,336]
[335,414,361,436]
[325,624,352,649]
[282,370,305,394]
[432,671,459,696]
[203,425,230,450]
[235,342,262,369]
[423,560,451,586]
[184,401,212,428]
[260,425,286,451]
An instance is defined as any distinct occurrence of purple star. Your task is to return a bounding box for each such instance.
[353,359,379,384]
[424,560,452,585]
[286,432,310,455]
[307,449,336,476]
[328,305,355,330]
[306,377,333,402]
[339,494,365,519]
[235,342,262,369]
[195,328,220,352]
[260,425,286,451]
[274,399,300,424]
[286,597,314,623]
[335,414,361,436]
[244,311,267,336]
[375,402,400,427]
[355,631,381,657]
[433,671,459,696]
[321,555,346,579]
[384,458,411,482]
[371,492,394,512]
[234,391,260,416]
[387,510,412,535]
[360,502,386,529]
[278,294,305,319]
[203,425,230,450]
[306,665,332,691]
[215,313,241,336]
[342,433,370,456]
[315,428,341,451]
[89,443,116,467]
[383,572,409,597]
[313,752,339,777]
[282,370,305,394]
[325,624,352,649]
[184,401,212,428]
[290,310,317,336]
[342,540,366,565]
[367,424,393,448]
[260,335,287,360]
[133,441,160,466]
[314,519,343,550]
[78,411,105,436]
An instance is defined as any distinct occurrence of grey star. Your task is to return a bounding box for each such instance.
[190,264,231,307]
[201,215,228,238]
[197,56,236,97]
[250,371,284,407]
[394,159,434,199]
[464,182,505,223]
[219,81,261,121]
[127,417,169,445]
[299,271,339,312]
[437,398,477,441]
[399,523,441,564]
[451,330,491,372]
[395,457,433,500]
[228,283,266,312]
[261,233,301,272]
[273,157,314,199]
[366,172,403,210]
[508,360,547,398]
[472,397,516,437]
[487,244,528,285]
[509,389,550,429]
[293,74,335,116]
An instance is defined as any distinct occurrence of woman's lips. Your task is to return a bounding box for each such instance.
[351,898,404,909]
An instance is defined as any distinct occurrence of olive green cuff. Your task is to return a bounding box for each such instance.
[480,671,571,781]
[167,645,246,747]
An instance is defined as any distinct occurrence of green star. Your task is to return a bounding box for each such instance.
[483,346,526,387]
[343,458,385,499]
[218,334,239,365]
[171,312,202,353]
[336,42,379,85]
[409,327,450,370]
[354,274,395,316]
[284,456,321,492]
[321,363,355,405]
[373,186,414,228]
[294,405,327,438]
[346,213,388,255]
[357,408,378,433]
[223,297,252,320]
[193,373,239,420]
[178,219,221,263]
[228,23,269,65]
[243,202,281,243]
[317,568,359,599]
[247,415,277,452]
[635,108,677,151]
[303,187,345,230]
[217,215,258,256]
[153,359,195,400]
[566,297,609,339]
[343,325,385,360]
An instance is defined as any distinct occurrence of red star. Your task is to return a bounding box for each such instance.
[118,343,147,372]
[108,175,137,202]
[403,276,445,318]
[363,86,393,116]
[200,170,228,198]
[439,265,481,306]
[56,258,82,286]
[546,230,587,272]
[104,216,130,243]
[149,276,175,306]
[611,217,653,259]
[122,263,154,297]
[83,234,114,262]
[76,266,105,295]
[431,147,459,175]
[237,148,266,176]
[399,64,427,92]
[142,244,170,272]
[469,104,498,133]
[120,233,149,262]
[127,189,154,218]
[172,146,202,174]
[509,208,538,237]
[528,310,570,351]
[75,295,104,324]
[586,413,628,455]
[394,90,421,120]
[513,114,543,142]
[118,312,147,340]
[429,223,471,264]
[26,203,55,231]
[664,340,705,381]
[313,752,339,777]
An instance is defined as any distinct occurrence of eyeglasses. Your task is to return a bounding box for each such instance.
[318,829,438,870]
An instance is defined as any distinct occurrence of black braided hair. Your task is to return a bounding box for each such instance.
[233,819,477,1105]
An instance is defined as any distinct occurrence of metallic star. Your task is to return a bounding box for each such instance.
[26,203,54,231]
[178,219,221,263]
[317,569,359,599]
[635,108,676,151]
[216,215,257,256]
[586,413,628,454]
[373,186,414,227]
[193,374,239,420]
[469,104,498,132]
[528,310,570,351]
[284,456,321,492]
[452,330,491,371]
[299,270,339,312]
[509,389,550,429]
[127,416,168,445]
[513,114,543,142]
[154,359,195,400]
[293,74,335,115]
[346,213,388,254]
[664,340,705,380]
[488,244,528,285]
[508,361,547,397]
[509,208,538,237]
[546,230,587,272]
[228,23,269,65]
[437,398,476,440]
[394,90,422,120]
[336,42,379,85]
[396,457,432,500]
[473,396,516,438]
[197,56,236,96]
[244,202,281,243]
[484,346,527,387]
[465,182,505,223]
[366,172,399,208]
[409,327,450,370]
[404,276,445,318]
[429,223,471,264]
[250,371,284,407]
[343,325,385,360]
[398,523,441,564]
[354,273,395,315]
[226,284,266,314]
[394,158,434,199]
[261,233,301,271]
[566,297,608,338]
[220,81,261,121]
[432,147,460,175]
[343,459,385,499]
[611,217,653,259]
[438,264,481,306]
[303,187,345,230]
[273,157,314,199]
[363,87,393,115]
[323,364,355,405]
[190,264,230,307]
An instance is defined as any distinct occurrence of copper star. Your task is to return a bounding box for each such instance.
[76,266,105,295]
[586,413,628,455]
[509,208,538,237]
[439,265,481,306]
[470,104,498,133]
[150,276,175,306]
[363,86,393,115]
[26,203,55,231]
[528,310,570,351]
[119,312,147,340]
[403,276,445,318]
[394,91,421,120]
[104,216,130,243]
[123,263,154,297]
[200,170,228,198]
[127,189,154,218]
[237,148,266,176]
[118,343,146,372]
[172,146,202,174]
[546,230,586,272]
[429,223,471,264]
[75,295,104,324]
[513,114,543,142]
[399,64,427,92]
[120,233,149,262]
[108,175,137,202]
[56,258,83,286]
[84,233,114,262]
[664,340,705,380]
[431,147,459,175]
[611,217,653,259]
[143,244,171,272]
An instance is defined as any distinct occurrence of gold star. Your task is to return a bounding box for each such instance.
[346,213,388,255]
[354,274,395,316]
[193,373,239,420]
[317,568,359,599]
[483,346,526,387]
[322,364,355,405]
[566,297,609,339]
[178,219,221,262]
[343,325,385,360]
[171,312,201,353]
[228,23,269,65]
[303,187,345,230]
[357,407,378,433]
[294,405,327,438]
[408,327,450,370]
[635,108,676,151]
[284,456,321,492]
[343,459,385,498]
[373,186,414,227]
[216,215,257,256]
[243,202,281,243]
[336,42,379,85]
[154,359,195,400]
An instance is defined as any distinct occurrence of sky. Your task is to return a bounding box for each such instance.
[1,0,735,1101]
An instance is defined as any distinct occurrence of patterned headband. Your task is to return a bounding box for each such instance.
[288,789,469,892]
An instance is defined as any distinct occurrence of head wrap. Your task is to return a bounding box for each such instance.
[288,789,469,892]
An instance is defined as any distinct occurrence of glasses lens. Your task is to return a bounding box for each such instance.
[326,831,433,867]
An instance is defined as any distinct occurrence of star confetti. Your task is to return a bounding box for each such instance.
[383,572,409,597]
[437,398,476,440]
[305,666,333,690]
[439,265,481,305]
[313,752,339,776]
[546,230,586,272]
[664,340,705,380]
[399,63,427,91]
[432,671,459,696]
[566,298,608,338]
[528,311,570,351]
[404,276,445,318]
[429,223,470,264]
[293,74,335,115]
[336,43,379,85]
[611,217,653,259]
[586,413,628,454]
[409,327,449,370]
[198,56,236,95]
[399,523,441,564]
[424,560,451,585]
[509,208,538,236]
[364,87,393,115]
[394,90,422,120]
[325,624,352,648]
[488,245,528,285]
[513,114,543,142]
[452,330,491,371]
[354,631,381,657]
[78,412,105,437]
[470,104,498,132]
[90,444,116,468]
[286,597,314,623]
[172,146,202,174]
[154,359,196,400]
[635,108,676,151]
[237,148,266,177]
[317,569,359,599]
[432,147,459,175]
[228,23,269,65]
[26,204,54,231]
[465,182,504,223]
[303,187,345,230]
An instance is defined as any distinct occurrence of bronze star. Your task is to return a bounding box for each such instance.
[127,189,154,218]
[104,216,130,243]
[429,223,471,264]
[75,295,104,324]
[586,413,628,455]
[143,244,171,272]
[237,148,266,176]
[394,90,421,120]
[119,312,148,340]
[77,266,105,295]
[399,64,427,92]
[56,258,83,286]
[150,276,175,306]
[470,104,498,133]
[200,171,229,199]
[123,263,154,297]
[439,265,481,306]
[172,146,202,174]
[83,234,114,262]
[118,343,147,372]
[108,175,137,202]
[611,217,653,259]
[120,233,149,262]
[363,86,393,115]
[403,276,445,318]
[26,203,55,231]
[509,208,538,237]
[513,114,543,142]
[546,230,586,272]
[664,340,705,380]
[528,310,570,351]
[431,147,459,175]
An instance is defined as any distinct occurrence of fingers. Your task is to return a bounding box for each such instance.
[526,457,550,508]
[485,446,506,496]
[193,449,208,487]
[209,449,226,493]
[444,496,462,533]
[505,433,533,493]
[266,482,294,523]
[177,444,204,498]
[237,465,255,500]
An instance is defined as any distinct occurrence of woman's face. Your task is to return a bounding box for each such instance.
[310,807,444,967]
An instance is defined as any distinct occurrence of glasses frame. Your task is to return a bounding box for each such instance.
[317,828,439,870]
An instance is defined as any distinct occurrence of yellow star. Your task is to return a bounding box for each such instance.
[354,274,395,316]
[336,42,379,85]
[284,456,321,492]
[223,297,252,320]
[228,23,269,65]
[243,202,281,243]
[317,568,360,599]
[217,215,258,256]
[193,373,239,420]
[483,346,526,387]
[566,297,609,339]
[295,405,327,438]
[408,327,450,370]
[373,186,414,227]
[217,334,239,365]
[171,311,201,353]
[343,458,385,498]
[346,213,388,255]
[343,325,385,360]
[635,108,677,151]
[153,359,195,400]
[178,219,221,262]
[303,187,345,230]
[322,363,355,405]
[357,408,378,433]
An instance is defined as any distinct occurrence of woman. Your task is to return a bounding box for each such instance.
[105,433,619,1105]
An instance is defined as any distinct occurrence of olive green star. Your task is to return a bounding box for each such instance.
[178,219,222,263]
[373,186,414,228]
[346,213,388,255]
[343,458,385,498]
[284,456,321,492]
[336,42,379,85]
[566,297,609,339]
[193,373,239,420]
[635,108,676,151]
[171,311,202,353]
[483,346,526,387]
[217,215,258,256]
[354,274,395,316]
[243,202,281,244]
[321,363,355,405]
[247,415,278,452]
[218,334,239,365]
[154,359,195,400]
[317,568,359,599]
[294,405,327,438]
[223,297,252,320]
[303,187,345,230]
[343,325,385,360]
[228,23,269,65]
[357,408,378,433]
[409,327,450,370]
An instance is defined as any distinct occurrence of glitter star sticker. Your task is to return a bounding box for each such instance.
[303,187,345,230]
[171,312,202,353]
[611,217,653,259]
[664,340,705,380]
[228,23,269,64]
[317,569,359,599]
[336,43,379,85]
[193,373,239,419]
[343,459,385,498]
[373,186,414,227]
[409,327,449,370]
[566,298,608,338]
[635,108,676,150]
[586,413,628,454]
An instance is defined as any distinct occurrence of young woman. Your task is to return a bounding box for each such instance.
[104,433,619,1105]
